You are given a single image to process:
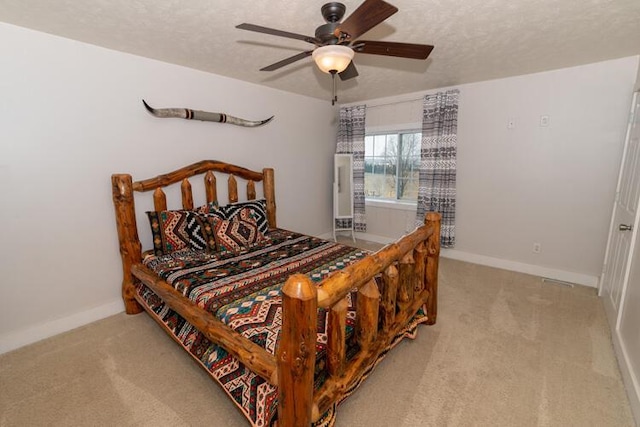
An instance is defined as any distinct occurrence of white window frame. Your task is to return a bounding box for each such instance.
[364,128,421,208]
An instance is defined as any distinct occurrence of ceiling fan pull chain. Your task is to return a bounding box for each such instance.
[331,71,337,105]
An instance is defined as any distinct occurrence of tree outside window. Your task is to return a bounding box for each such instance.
[364,132,421,202]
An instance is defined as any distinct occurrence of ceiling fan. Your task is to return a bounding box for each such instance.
[236,0,434,104]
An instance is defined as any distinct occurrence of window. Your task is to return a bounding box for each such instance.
[364,132,421,202]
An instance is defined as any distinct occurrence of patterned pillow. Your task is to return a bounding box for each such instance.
[204,208,266,253]
[146,210,209,256]
[222,199,269,234]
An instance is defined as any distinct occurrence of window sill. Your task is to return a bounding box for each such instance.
[365,199,417,212]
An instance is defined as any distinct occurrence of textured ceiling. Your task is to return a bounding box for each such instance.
[1,0,640,103]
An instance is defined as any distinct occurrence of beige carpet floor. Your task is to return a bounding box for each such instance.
[0,240,635,426]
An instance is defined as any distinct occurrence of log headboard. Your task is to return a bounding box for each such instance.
[111,159,276,314]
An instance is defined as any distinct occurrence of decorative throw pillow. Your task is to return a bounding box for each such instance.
[146,210,209,256]
[199,213,221,252]
[222,199,269,234]
[204,208,265,253]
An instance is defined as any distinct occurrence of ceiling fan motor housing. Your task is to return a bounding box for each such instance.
[315,23,340,44]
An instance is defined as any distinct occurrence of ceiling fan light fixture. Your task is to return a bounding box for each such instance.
[312,45,354,74]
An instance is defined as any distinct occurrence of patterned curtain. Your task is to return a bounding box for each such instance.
[416,90,459,247]
[336,105,366,232]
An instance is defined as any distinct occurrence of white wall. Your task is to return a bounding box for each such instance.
[0,23,337,353]
[347,56,640,286]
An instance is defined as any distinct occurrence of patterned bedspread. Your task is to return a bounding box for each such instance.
[136,228,426,427]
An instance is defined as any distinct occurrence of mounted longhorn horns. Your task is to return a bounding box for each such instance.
[142,100,274,128]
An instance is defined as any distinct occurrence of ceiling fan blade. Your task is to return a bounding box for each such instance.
[335,0,398,41]
[354,40,434,59]
[339,61,359,81]
[236,23,319,45]
[260,50,314,71]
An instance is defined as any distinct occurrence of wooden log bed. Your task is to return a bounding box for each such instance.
[112,160,441,427]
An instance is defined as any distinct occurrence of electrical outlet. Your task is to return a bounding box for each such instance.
[540,115,549,127]
[533,242,541,254]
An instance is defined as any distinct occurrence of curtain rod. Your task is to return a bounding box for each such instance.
[349,87,460,109]
[364,97,424,109]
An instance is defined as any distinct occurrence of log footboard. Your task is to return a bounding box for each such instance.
[280,213,441,425]
[111,160,440,427]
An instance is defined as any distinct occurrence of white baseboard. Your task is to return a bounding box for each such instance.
[354,232,599,288]
[354,232,396,245]
[442,248,598,288]
[317,232,335,240]
[0,299,124,355]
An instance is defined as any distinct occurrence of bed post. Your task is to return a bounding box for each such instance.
[263,168,277,228]
[112,174,143,314]
[424,212,441,325]
[277,274,317,426]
